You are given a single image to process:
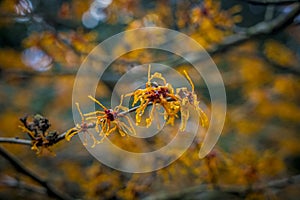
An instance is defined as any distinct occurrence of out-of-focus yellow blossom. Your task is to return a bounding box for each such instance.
[123,15,166,50]
[189,0,242,48]
[264,40,298,68]
[234,119,263,135]
[117,174,152,200]
[238,59,273,88]
[58,30,98,55]
[84,164,122,200]
[0,48,26,69]
[272,75,300,100]
[226,148,285,186]
[58,0,92,21]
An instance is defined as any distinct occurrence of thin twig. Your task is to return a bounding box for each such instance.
[166,3,300,74]
[0,99,149,146]
[210,3,300,54]
[0,175,47,195]
[0,122,96,146]
[0,137,32,146]
[0,146,73,200]
[0,97,173,147]
[143,174,300,200]
[244,0,300,5]
[0,102,147,146]
[265,174,300,188]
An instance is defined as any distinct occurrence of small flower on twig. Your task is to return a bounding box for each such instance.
[176,70,209,131]
[65,103,98,147]
[84,95,136,143]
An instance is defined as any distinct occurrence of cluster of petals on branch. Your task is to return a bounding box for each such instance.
[65,66,209,148]
[18,114,59,155]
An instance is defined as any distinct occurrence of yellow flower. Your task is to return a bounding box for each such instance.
[176,70,209,131]
[65,103,99,148]
[84,95,136,143]
[126,65,180,128]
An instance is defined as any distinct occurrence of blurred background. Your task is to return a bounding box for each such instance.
[0,0,300,199]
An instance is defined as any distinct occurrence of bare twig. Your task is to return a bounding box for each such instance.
[143,174,300,200]
[210,3,300,54]
[166,3,300,75]
[264,174,300,188]
[0,122,96,147]
[0,100,147,146]
[0,175,47,195]
[0,146,73,200]
[0,137,32,146]
[244,0,300,5]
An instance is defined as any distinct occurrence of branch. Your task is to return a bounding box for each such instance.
[0,175,47,195]
[0,97,161,147]
[0,127,87,147]
[209,3,300,54]
[264,174,300,188]
[0,137,32,146]
[143,174,300,200]
[244,0,300,5]
[167,3,300,75]
[0,146,73,200]
[2,3,300,79]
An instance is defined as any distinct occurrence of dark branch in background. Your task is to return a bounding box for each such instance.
[208,3,300,54]
[1,3,300,80]
[244,0,300,5]
[0,146,73,200]
[143,174,300,200]
[0,175,47,195]
[166,3,300,75]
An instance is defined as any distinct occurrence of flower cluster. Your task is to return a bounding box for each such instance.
[66,66,209,147]
[19,114,59,155]
[189,0,242,48]
[126,66,179,128]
